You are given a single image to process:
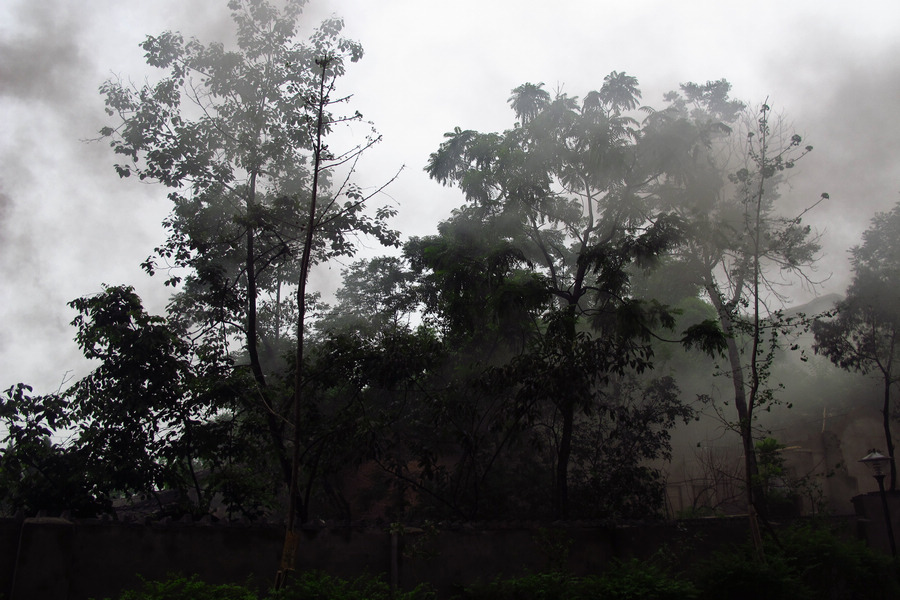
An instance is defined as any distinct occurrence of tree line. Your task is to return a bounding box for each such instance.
[2,0,899,569]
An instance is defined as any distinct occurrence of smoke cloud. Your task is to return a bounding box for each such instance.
[1,0,899,395]
[0,1,87,105]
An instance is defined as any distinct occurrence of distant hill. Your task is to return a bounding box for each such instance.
[785,293,842,318]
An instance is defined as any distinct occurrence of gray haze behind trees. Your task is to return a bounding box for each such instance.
[1,0,900,528]
[1,0,899,395]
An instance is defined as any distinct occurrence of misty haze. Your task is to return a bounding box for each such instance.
[2,0,899,598]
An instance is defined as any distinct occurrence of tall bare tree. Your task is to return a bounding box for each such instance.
[667,90,826,556]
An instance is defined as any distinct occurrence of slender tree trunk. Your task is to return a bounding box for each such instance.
[276,56,329,590]
[708,286,766,558]
[246,170,266,389]
[883,375,897,491]
[246,171,292,489]
[552,302,581,520]
[555,398,574,519]
[746,136,770,526]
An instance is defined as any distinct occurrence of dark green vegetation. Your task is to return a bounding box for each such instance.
[459,564,697,600]
[98,571,433,600]
[97,525,900,600]
[691,524,900,600]
[813,204,900,490]
[2,0,894,571]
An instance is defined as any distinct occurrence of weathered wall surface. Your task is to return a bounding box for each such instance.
[5,518,284,599]
[0,514,867,600]
[852,491,900,556]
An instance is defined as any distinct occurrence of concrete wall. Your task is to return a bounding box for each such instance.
[852,491,900,556]
[5,517,285,600]
[0,514,862,600]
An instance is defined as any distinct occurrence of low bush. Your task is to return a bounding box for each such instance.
[97,571,434,600]
[457,561,696,599]
[691,542,808,600]
[100,575,257,600]
[582,559,699,599]
[776,523,899,599]
[690,523,900,600]
[458,571,575,600]
[96,524,899,600]
[274,571,434,600]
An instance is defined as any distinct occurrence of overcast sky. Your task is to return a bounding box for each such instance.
[1,0,899,395]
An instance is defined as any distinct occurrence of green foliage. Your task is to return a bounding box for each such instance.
[663,96,824,532]
[425,72,746,518]
[777,524,900,599]
[459,572,574,600]
[103,574,257,600]
[98,0,396,411]
[330,201,699,521]
[66,285,198,500]
[459,562,697,600]
[691,524,900,600]
[0,383,106,516]
[274,572,389,600]
[405,209,548,348]
[0,286,281,519]
[813,200,900,487]
[318,257,419,335]
[568,375,695,519]
[83,0,403,529]
[692,544,807,600]
[587,560,699,600]
[753,437,806,517]
[755,438,786,485]
[100,572,433,600]
[508,82,552,125]
[87,528,900,600]
[533,528,571,573]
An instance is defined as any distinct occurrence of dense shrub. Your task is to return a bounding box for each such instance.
[274,571,434,600]
[691,542,809,600]
[96,525,899,600]
[777,524,899,599]
[101,575,257,600]
[691,523,900,600]
[98,572,434,600]
[458,572,575,600]
[583,559,699,599]
[457,561,697,600]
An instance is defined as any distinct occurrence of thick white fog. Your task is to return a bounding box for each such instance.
[1,0,899,393]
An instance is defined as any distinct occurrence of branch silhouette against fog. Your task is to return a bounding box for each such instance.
[91,0,401,582]
[813,201,900,490]
[665,90,828,557]
[424,74,743,518]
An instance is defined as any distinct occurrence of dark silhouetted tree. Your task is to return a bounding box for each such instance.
[508,82,552,126]
[1,287,279,520]
[665,88,825,556]
[813,201,900,490]
[99,0,395,473]
[425,74,725,518]
[98,1,398,585]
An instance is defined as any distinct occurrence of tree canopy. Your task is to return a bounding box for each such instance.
[813,201,900,489]
[422,73,743,517]
[1,2,854,552]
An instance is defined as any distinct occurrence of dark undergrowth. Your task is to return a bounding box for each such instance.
[97,523,900,600]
